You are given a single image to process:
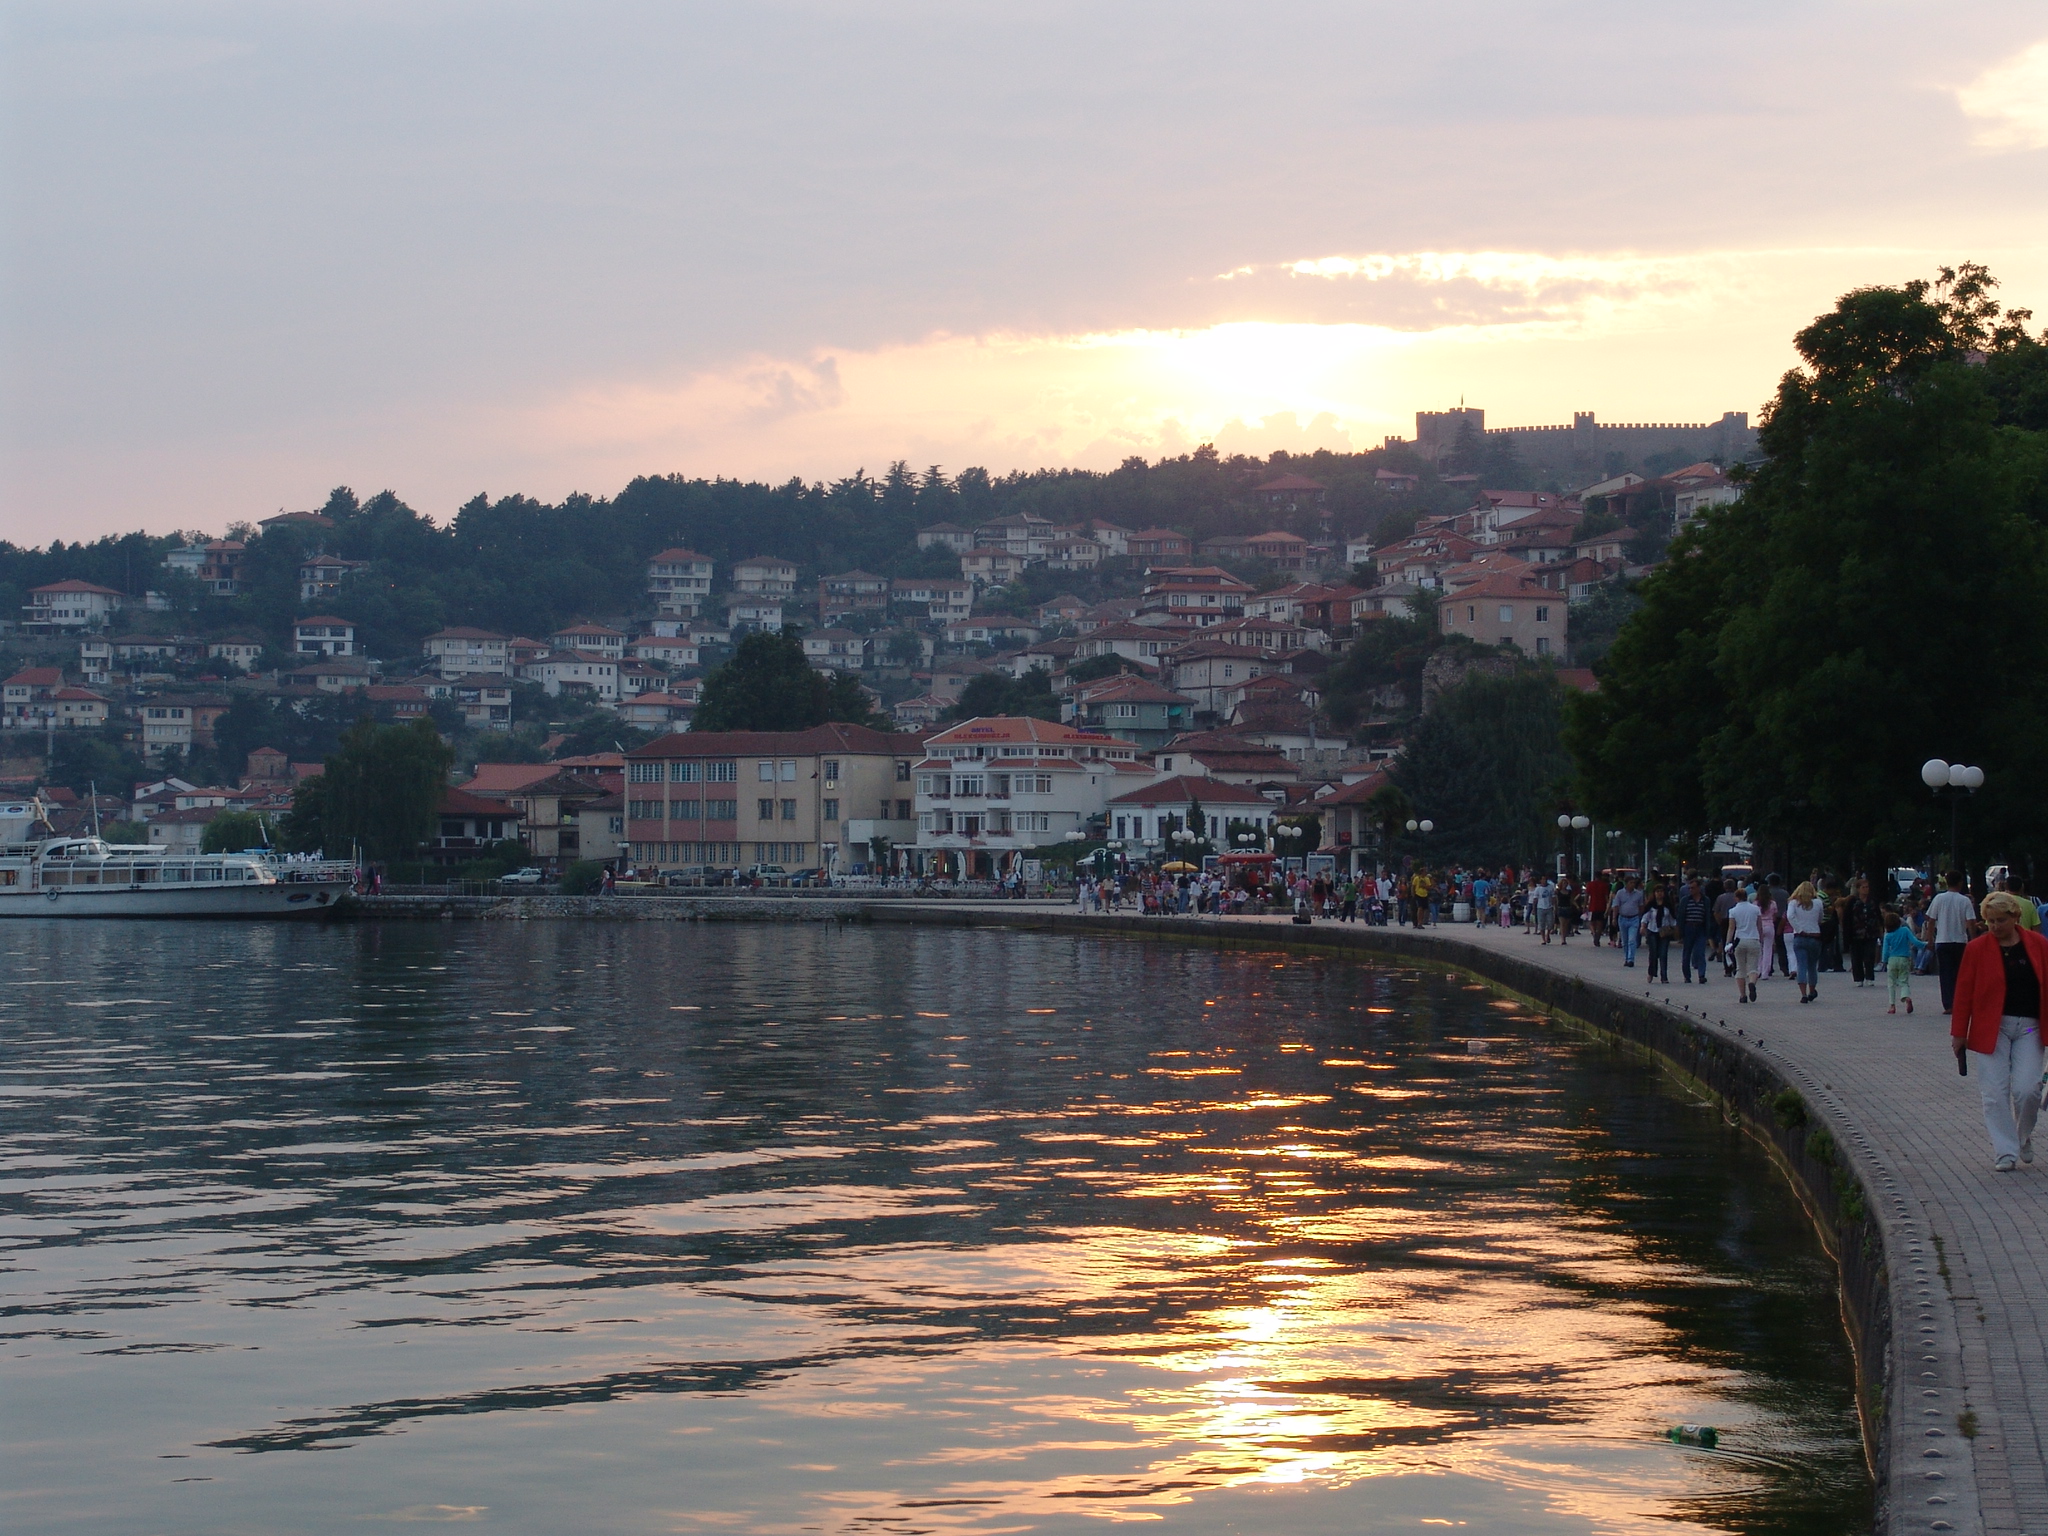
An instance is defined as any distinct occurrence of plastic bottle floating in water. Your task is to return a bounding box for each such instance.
[1667,1425,1719,1448]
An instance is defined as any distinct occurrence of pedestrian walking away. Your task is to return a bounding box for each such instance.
[1929,871,1978,1014]
[1785,881,1825,1003]
[1728,886,1763,1004]
[1949,892,2048,1171]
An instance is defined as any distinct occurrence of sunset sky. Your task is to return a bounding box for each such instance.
[4,1,2047,540]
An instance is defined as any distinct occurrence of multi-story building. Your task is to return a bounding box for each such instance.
[725,599,784,634]
[521,650,619,700]
[1126,528,1194,563]
[818,571,891,622]
[630,634,701,667]
[1436,573,1563,657]
[914,523,976,554]
[196,541,246,596]
[1104,774,1278,848]
[1066,674,1195,749]
[298,556,371,603]
[732,556,800,596]
[910,717,1149,878]
[207,635,266,671]
[293,616,357,656]
[890,578,973,623]
[1137,567,1251,625]
[959,549,1032,587]
[405,675,514,730]
[802,630,867,671]
[646,549,715,615]
[549,622,626,660]
[23,580,124,631]
[623,723,918,873]
[423,627,512,678]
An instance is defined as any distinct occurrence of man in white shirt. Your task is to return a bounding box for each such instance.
[1928,871,1978,1014]
[1729,889,1763,1004]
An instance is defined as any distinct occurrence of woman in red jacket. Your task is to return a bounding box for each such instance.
[1950,892,2048,1171]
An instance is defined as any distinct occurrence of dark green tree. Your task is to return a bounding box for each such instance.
[47,729,148,798]
[947,669,1059,722]
[1394,669,1571,866]
[1569,264,2048,870]
[319,714,454,863]
[692,630,883,731]
[277,771,330,854]
[202,809,271,853]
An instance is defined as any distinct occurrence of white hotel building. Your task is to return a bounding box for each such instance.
[911,717,1150,878]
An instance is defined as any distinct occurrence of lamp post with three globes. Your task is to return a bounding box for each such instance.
[1921,759,1985,878]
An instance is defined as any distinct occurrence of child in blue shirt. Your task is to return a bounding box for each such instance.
[1881,911,1927,1014]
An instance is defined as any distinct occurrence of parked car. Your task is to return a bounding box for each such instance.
[746,864,792,885]
[498,867,545,885]
[789,867,829,887]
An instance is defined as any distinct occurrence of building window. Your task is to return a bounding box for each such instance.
[896,799,912,819]
[780,798,797,820]
[1535,606,1549,622]
[628,799,662,820]
[758,798,776,820]
[1498,605,1515,624]
[823,799,839,821]
[1466,606,1475,622]
[706,799,737,820]
[675,800,701,820]
[706,762,737,782]
[822,760,840,782]
[1535,637,1551,655]
[896,761,911,781]
[629,762,662,784]
[779,761,796,782]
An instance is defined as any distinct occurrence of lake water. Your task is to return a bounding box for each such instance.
[2,921,1870,1534]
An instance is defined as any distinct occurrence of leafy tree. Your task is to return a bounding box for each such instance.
[100,820,151,844]
[319,715,454,864]
[693,630,883,731]
[1394,669,1571,867]
[1569,264,2048,872]
[278,772,329,854]
[47,729,149,799]
[559,859,607,894]
[947,669,1058,722]
[202,809,271,853]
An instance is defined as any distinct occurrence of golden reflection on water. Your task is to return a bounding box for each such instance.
[1,928,1866,1536]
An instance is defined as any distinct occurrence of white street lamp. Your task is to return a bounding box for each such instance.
[1419,819,1434,833]
[1921,758,1951,789]
[1924,759,1986,873]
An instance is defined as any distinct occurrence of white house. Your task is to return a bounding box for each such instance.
[725,599,784,634]
[646,549,714,614]
[803,629,867,671]
[1104,774,1277,847]
[23,580,123,630]
[207,635,266,671]
[631,634,701,667]
[293,616,357,656]
[424,628,512,678]
[732,556,799,596]
[549,622,626,660]
[521,650,619,700]
[909,716,1150,877]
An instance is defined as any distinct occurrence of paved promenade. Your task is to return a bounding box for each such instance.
[1043,908,2030,1536]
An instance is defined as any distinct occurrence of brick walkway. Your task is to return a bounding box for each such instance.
[926,903,2023,1535]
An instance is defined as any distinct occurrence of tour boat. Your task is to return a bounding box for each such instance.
[0,799,356,917]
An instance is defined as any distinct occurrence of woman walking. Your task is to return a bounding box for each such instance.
[1846,877,1885,987]
[1786,881,1826,1003]
[1643,884,1675,984]
[1950,892,2048,1171]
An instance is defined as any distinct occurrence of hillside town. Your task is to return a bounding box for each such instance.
[0,419,1749,874]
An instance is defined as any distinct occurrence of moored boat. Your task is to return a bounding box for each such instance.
[0,826,355,919]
